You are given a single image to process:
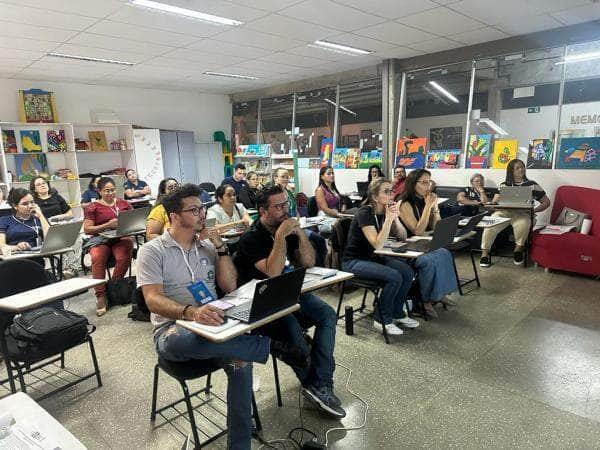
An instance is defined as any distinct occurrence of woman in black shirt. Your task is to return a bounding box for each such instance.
[342,178,417,336]
[30,176,72,223]
[238,171,261,209]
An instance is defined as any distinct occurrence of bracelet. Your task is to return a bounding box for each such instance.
[181,304,192,320]
[217,249,230,257]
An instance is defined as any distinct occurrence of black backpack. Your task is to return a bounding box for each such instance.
[7,307,90,361]
[106,276,137,307]
[127,288,151,322]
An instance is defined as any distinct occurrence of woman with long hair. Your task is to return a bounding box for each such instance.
[367,164,384,183]
[238,171,261,209]
[315,166,344,233]
[0,188,49,255]
[342,178,417,336]
[398,169,458,318]
[480,159,550,267]
[81,175,101,207]
[146,178,179,241]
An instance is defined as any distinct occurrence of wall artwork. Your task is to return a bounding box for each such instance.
[492,139,518,169]
[88,131,108,152]
[2,130,17,153]
[320,137,333,168]
[426,149,461,169]
[14,154,48,181]
[466,134,491,168]
[345,148,360,169]
[20,130,42,153]
[557,137,600,169]
[237,143,270,157]
[430,126,462,151]
[527,139,553,169]
[46,129,67,152]
[18,89,58,123]
[396,137,427,169]
[332,147,348,169]
[359,149,382,168]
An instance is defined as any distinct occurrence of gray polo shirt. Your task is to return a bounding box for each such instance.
[137,230,217,327]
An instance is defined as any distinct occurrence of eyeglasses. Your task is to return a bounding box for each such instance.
[270,200,290,211]
[382,188,392,194]
[166,184,179,191]
[417,180,431,185]
[180,205,207,216]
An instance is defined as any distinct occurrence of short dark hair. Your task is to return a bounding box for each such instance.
[215,184,235,204]
[394,164,405,171]
[234,163,246,171]
[7,188,32,208]
[88,175,102,191]
[97,177,115,192]
[256,184,285,211]
[162,183,201,216]
[125,169,135,177]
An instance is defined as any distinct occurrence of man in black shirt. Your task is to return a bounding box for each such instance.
[237,185,346,418]
[221,163,249,196]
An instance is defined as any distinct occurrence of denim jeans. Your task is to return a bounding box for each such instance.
[342,257,414,325]
[413,248,458,301]
[154,323,270,450]
[305,229,327,267]
[255,292,336,388]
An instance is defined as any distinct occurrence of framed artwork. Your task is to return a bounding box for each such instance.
[47,129,67,152]
[359,149,382,168]
[20,130,42,153]
[88,131,109,152]
[396,137,427,169]
[332,147,348,169]
[2,130,17,153]
[426,149,461,169]
[345,148,360,169]
[466,134,491,168]
[15,154,48,181]
[320,137,333,168]
[557,137,600,169]
[430,126,463,150]
[18,89,58,123]
[527,139,553,169]
[492,139,518,169]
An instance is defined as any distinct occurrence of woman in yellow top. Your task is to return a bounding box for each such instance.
[146,178,178,240]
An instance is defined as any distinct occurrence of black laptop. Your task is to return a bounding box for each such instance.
[395,214,461,253]
[225,267,306,323]
[356,181,369,198]
[456,212,487,237]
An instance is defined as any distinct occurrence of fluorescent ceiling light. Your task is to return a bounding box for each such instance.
[428,81,459,103]
[130,0,243,26]
[311,40,372,56]
[46,52,135,66]
[204,71,258,80]
[324,98,356,116]
[555,50,600,65]
[479,118,508,136]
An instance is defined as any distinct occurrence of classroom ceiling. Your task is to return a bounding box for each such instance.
[0,0,597,94]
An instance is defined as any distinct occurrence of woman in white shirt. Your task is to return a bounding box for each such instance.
[207,184,252,232]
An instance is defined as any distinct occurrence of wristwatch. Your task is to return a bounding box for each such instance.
[217,244,229,256]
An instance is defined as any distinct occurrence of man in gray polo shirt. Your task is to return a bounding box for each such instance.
[137,184,307,450]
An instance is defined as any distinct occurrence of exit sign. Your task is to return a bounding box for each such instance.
[528,106,540,113]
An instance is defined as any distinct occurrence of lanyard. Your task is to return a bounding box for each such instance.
[176,243,200,283]
[12,216,40,236]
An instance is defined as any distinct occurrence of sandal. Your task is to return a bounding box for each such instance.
[96,295,107,317]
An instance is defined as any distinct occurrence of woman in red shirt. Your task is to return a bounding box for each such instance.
[83,177,133,316]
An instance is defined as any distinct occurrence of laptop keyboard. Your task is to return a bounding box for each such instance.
[227,301,252,321]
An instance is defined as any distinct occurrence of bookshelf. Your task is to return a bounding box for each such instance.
[271,153,295,192]
[234,144,272,187]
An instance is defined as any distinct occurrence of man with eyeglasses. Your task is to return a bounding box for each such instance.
[235,184,346,419]
[137,183,309,450]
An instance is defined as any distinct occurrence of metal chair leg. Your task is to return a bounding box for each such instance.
[373,292,390,344]
[252,393,262,431]
[335,281,345,321]
[88,336,102,387]
[359,289,368,311]
[470,249,481,287]
[150,364,159,422]
[180,380,202,449]
[451,253,464,296]
[15,363,26,393]
[272,357,282,407]
[205,372,212,395]
[60,352,65,368]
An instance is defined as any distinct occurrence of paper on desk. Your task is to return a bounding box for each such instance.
[306,267,337,278]
[181,319,240,334]
[222,279,259,306]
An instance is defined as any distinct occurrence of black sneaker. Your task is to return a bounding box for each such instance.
[480,256,491,267]
[302,385,346,418]
[513,251,524,266]
[270,340,310,369]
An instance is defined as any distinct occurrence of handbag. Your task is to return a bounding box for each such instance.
[554,207,589,232]
[106,276,137,307]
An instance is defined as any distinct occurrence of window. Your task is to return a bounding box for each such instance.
[260,95,294,154]
[294,87,336,157]
[231,101,258,154]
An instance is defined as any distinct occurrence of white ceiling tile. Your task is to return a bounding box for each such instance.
[0,36,59,53]
[258,52,330,67]
[551,4,600,25]
[235,59,295,73]
[396,7,485,35]
[0,48,45,61]
[141,57,222,72]
[0,20,79,42]
[187,39,273,58]
[525,0,592,15]
[0,3,98,31]
[212,28,304,51]
[52,44,149,64]
[161,48,248,65]
[448,0,540,25]
[164,0,269,22]
[377,46,423,59]
[66,33,175,57]
[0,57,34,70]
[338,0,440,19]
[86,20,198,47]
[287,44,356,62]
[245,14,336,42]
[495,14,563,35]
[324,33,399,53]
[354,21,434,45]
[450,27,508,45]
[408,37,463,53]
[279,0,386,31]
[1,0,125,18]
[31,57,127,73]
[106,5,228,37]
[229,0,304,12]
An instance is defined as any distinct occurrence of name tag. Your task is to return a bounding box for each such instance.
[187,280,215,305]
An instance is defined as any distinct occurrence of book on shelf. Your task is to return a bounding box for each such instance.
[46,129,67,152]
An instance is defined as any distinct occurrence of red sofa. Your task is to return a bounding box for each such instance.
[531,185,600,276]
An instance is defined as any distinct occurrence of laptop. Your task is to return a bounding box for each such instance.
[225,267,306,323]
[16,220,82,254]
[356,181,369,198]
[394,214,461,253]
[498,186,534,207]
[456,212,487,237]
[99,206,150,238]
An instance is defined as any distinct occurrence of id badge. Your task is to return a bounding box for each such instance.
[187,280,215,305]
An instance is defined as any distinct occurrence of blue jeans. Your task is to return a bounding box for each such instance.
[305,229,327,267]
[342,257,414,325]
[256,292,336,388]
[413,248,458,301]
[154,324,270,450]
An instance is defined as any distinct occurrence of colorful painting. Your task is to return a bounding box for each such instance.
[2,129,17,153]
[345,148,360,169]
[20,130,42,153]
[396,137,427,169]
[492,139,518,169]
[557,137,600,169]
[18,89,58,123]
[236,143,270,157]
[466,134,491,168]
[308,158,320,169]
[320,138,333,168]
[14,154,48,181]
[427,149,461,169]
[527,139,553,169]
[332,147,348,169]
[359,149,383,168]
[46,129,67,152]
[88,131,108,152]
[430,127,462,151]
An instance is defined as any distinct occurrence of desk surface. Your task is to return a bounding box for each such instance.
[128,196,155,204]
[99,228,145,239]
[459,216,512,229]
[177,269,354,343]
[0,392,86,449]
[375,231,476,258]
[484,203,534,210]
[0,277,105,312]
[0,246,73,260]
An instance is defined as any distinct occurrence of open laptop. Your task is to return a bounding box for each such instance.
[394,214,461,253]
[456,212,487,237]
[498,186,534,207]
[99,206,150,238]
[16,220,82,254]
[356,181,369,198]
[225,267,306,323]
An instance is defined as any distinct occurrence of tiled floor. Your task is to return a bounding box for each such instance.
[2,255,600,449]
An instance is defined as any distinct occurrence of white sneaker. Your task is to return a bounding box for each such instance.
[373,321,404,336]
[394,317,420,328]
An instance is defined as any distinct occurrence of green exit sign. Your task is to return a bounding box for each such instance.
[528,106,540,113]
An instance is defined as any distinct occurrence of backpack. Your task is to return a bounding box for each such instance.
[7,307,90,361]
[106,276,137,307]
[127,288,151,322]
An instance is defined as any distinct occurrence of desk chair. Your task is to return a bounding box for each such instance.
[0,259,102,400]
[199,182,216,193]
[446,240,481,295]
